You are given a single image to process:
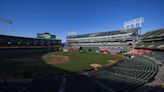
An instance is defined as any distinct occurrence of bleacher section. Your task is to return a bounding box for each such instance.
[134,51,164,92]
[18,74,63,92]
[0,35,61,48]
[0,80,31,92]
[143,28,164,39]
[87,55,158,92]
[64,74,111,92]
[18,73,111,92]
[136,28,164,50]
[142,51,164,63]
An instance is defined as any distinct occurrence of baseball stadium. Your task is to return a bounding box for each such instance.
[0,19,164,92]
[0,0,164,92]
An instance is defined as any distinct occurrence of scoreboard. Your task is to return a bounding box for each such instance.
[37,32,56,39]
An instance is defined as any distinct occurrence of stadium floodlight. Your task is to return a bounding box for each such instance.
[0,18,13,24]
[0,18,13,35]
[67,31,77,36]
[124,17,144,30]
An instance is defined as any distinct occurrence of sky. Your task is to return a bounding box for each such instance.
[0,0,164,42]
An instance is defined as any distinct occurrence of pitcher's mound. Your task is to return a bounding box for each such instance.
[49,55,70,64]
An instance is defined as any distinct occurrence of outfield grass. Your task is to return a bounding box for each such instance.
[42,52,123,72]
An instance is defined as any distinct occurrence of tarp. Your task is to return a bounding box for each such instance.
[129,49,152,56]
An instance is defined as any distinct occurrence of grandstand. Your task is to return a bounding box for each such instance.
[87,55,158,92]
[136,28,164,50]
[142,51,164,63]
[67,28,139,52]
[0,35,62,50]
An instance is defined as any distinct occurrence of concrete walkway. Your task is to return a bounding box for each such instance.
[59,78,66,92]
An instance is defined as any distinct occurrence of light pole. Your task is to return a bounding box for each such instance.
[0,18,12,35]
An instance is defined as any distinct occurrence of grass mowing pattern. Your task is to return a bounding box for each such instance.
[42,52,123,72]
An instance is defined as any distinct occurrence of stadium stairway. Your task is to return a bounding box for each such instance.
[17,73,112,92]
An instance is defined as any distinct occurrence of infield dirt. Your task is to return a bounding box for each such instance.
[48,55,70,64]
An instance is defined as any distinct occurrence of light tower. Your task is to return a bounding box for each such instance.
[123,17,144,57]
[0,18,13,35]
[123,17,144,34]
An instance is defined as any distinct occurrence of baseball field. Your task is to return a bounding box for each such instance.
[42,52,123,72]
